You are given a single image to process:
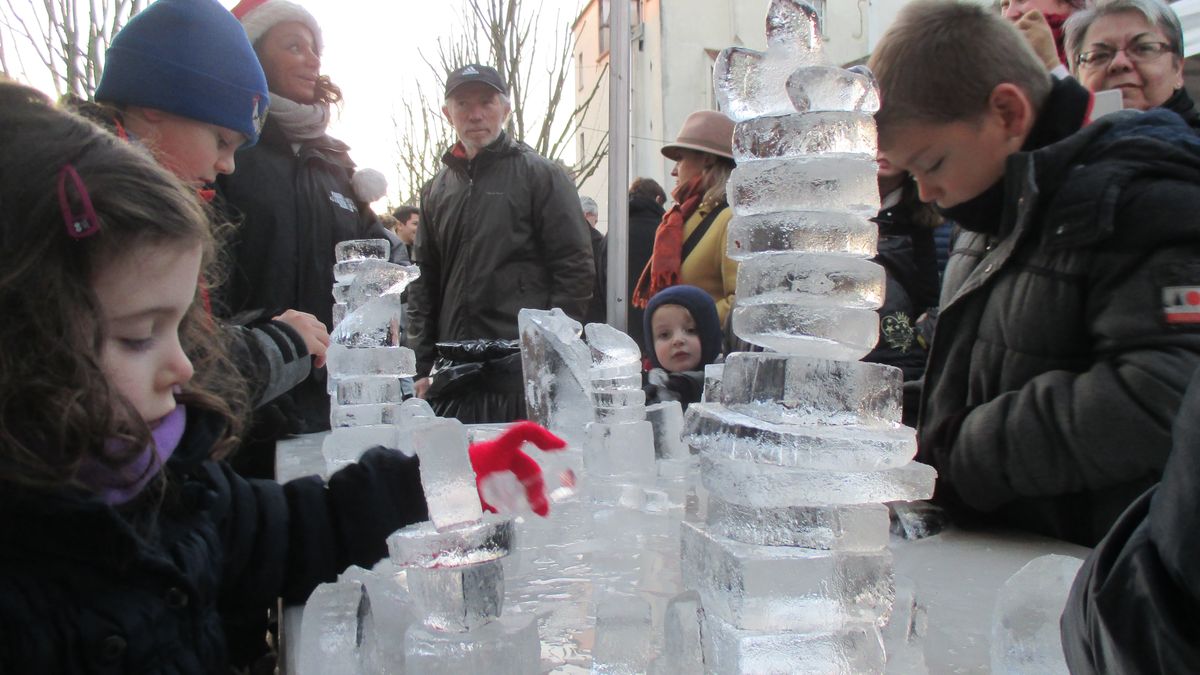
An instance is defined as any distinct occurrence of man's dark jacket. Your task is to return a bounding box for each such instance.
[920,88,1200,547]
[1060,369,1200,673]
[0,411,428,673]
[218,118,378,435]
[407,132,594,377]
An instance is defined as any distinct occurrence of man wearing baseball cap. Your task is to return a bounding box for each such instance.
[406,63,595,423]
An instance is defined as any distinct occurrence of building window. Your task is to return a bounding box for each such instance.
[599,0,643,56]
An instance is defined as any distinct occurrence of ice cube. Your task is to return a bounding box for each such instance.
[707,497,890,550]
[404,613,539,674]
[327,344,417,379]
[699,454,936,507]
[990,554,1083,675]
[335,238,390,263]
[703,364,724,404]
[411,417,483,530]
[330,293,404,348]
[591,591,652,675]
[728,155,879,217]
[787,65,881,113]
[714,46,816,122]
[398,396,436,421]
[702,613,887,675]
[591,373,643,390]
[765,0,823,55]
[660,590,705,675]
[407,557,504,632]
[332,302,347,328]
[340,261,420,311]
[296,580,369,675]
[322,425,400,474]
[586,322,642,372]
[734,111,876,161]
[584,421,657,478]
[726,210,878,261]
[720,352,902,427]
[595,404,647,424]
[592,388,645,408]
[646,401,687,460]
[334,376,404,406]
[737,252,885,310]
[681,522,894,632]
[387,517,514,569]
[518,308,595,440]
[685,403,916,471]
[732,302,880,359]
[339,562,415,675]
[883,576,929,674]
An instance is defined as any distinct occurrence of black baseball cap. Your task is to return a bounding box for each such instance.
[444,64,508,97]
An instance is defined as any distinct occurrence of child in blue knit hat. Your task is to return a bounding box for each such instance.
[642,285,724,410]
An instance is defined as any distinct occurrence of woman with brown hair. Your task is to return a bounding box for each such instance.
[632,110,739,325]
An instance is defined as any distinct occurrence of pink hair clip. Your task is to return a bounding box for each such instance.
[57,164,100,239]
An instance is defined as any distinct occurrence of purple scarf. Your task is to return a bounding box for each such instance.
[76,406,187,505]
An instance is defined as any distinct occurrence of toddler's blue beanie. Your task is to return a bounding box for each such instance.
[96,0,269,146]
[643,284,723,370]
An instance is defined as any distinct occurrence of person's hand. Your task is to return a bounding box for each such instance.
[414,377,431,399]
[273,309,330,368]
[467,421,567,517]
[1014,10,1062,71]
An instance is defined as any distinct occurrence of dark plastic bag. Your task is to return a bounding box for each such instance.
[426,340,526,424]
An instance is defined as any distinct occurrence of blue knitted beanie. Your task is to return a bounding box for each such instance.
[96,0,269,146]
[643,285,723,370]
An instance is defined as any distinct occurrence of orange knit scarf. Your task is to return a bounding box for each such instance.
[631,175,706,308]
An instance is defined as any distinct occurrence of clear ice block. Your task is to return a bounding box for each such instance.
[322,425,400,474]
[398,396,436,421]
[684,403,916,471]
[646,401,687,460]
[592,591,652,675]
[334,376,404,405]
[681,522,894,632]
[720,352,903,427]
[586,322,642,373]
[699,454,937,507]
[702,613,887,675]
[595,404,647,424]
[703,364,724,404]
[714,45,818,123]
[404,613,539,674]
[728,155,879,217]
[518,308,595,440]
[660,590,705,675]
[335,238,390,263]
[707,497,890,550]
[990,554,1083,675]
[592,388,646,408]
[733,111,876,161]
[407,558,505,632]
[330,293,404,348]
[387,517,514,569]
[583,420,657,478]
[327,344,416,381]
[296,580,369,675]
[591,373,642,390]
[410,417,483,530]
[786,65,881,113]
[726,210,878,261]
[339,260,420,311]
[732,302,880,359]
[883,576,929,675]
[329,402,402,428]
[736,252,885,310]
[765,0,823,54]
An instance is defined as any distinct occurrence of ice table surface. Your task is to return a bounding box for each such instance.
[276,431,1090,674]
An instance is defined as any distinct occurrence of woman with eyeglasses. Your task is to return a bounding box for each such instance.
[1065,0,1195,125]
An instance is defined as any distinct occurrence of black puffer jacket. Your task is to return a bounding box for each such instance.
[407,132,594,377]
[1060,369,1200,673]
[920,97,1200,546]
[0,410,428,673]
[217,118,378,433]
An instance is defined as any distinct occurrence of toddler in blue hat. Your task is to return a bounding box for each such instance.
[642,285,724,410]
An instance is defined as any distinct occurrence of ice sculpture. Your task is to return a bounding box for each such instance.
[678,1,937,671]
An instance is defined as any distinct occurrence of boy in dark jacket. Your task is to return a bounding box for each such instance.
[870,0,1200,546]
[642,285,723,410]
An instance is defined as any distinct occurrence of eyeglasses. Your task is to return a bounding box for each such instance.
[1076,41,1173,69]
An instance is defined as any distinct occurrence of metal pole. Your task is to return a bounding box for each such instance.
[605,0,631,331]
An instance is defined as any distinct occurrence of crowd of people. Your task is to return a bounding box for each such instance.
[0,0,1198,671]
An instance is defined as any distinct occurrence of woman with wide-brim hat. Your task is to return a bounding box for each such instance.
[632,110,739,324]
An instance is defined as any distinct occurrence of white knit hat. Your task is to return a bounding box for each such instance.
[231,0,323,54]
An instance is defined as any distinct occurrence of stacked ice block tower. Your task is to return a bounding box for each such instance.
[322,239,420,473]
[676,1,936,672]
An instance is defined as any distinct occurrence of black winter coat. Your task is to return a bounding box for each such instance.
[627,195,665,353]
[217,118,378,433]
[920,85,1200,546]
[0,411,428,673]
[407,132,594,377]
[1060,369,1200,673]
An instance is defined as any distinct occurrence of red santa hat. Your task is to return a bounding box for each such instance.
[230,0,323,54]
